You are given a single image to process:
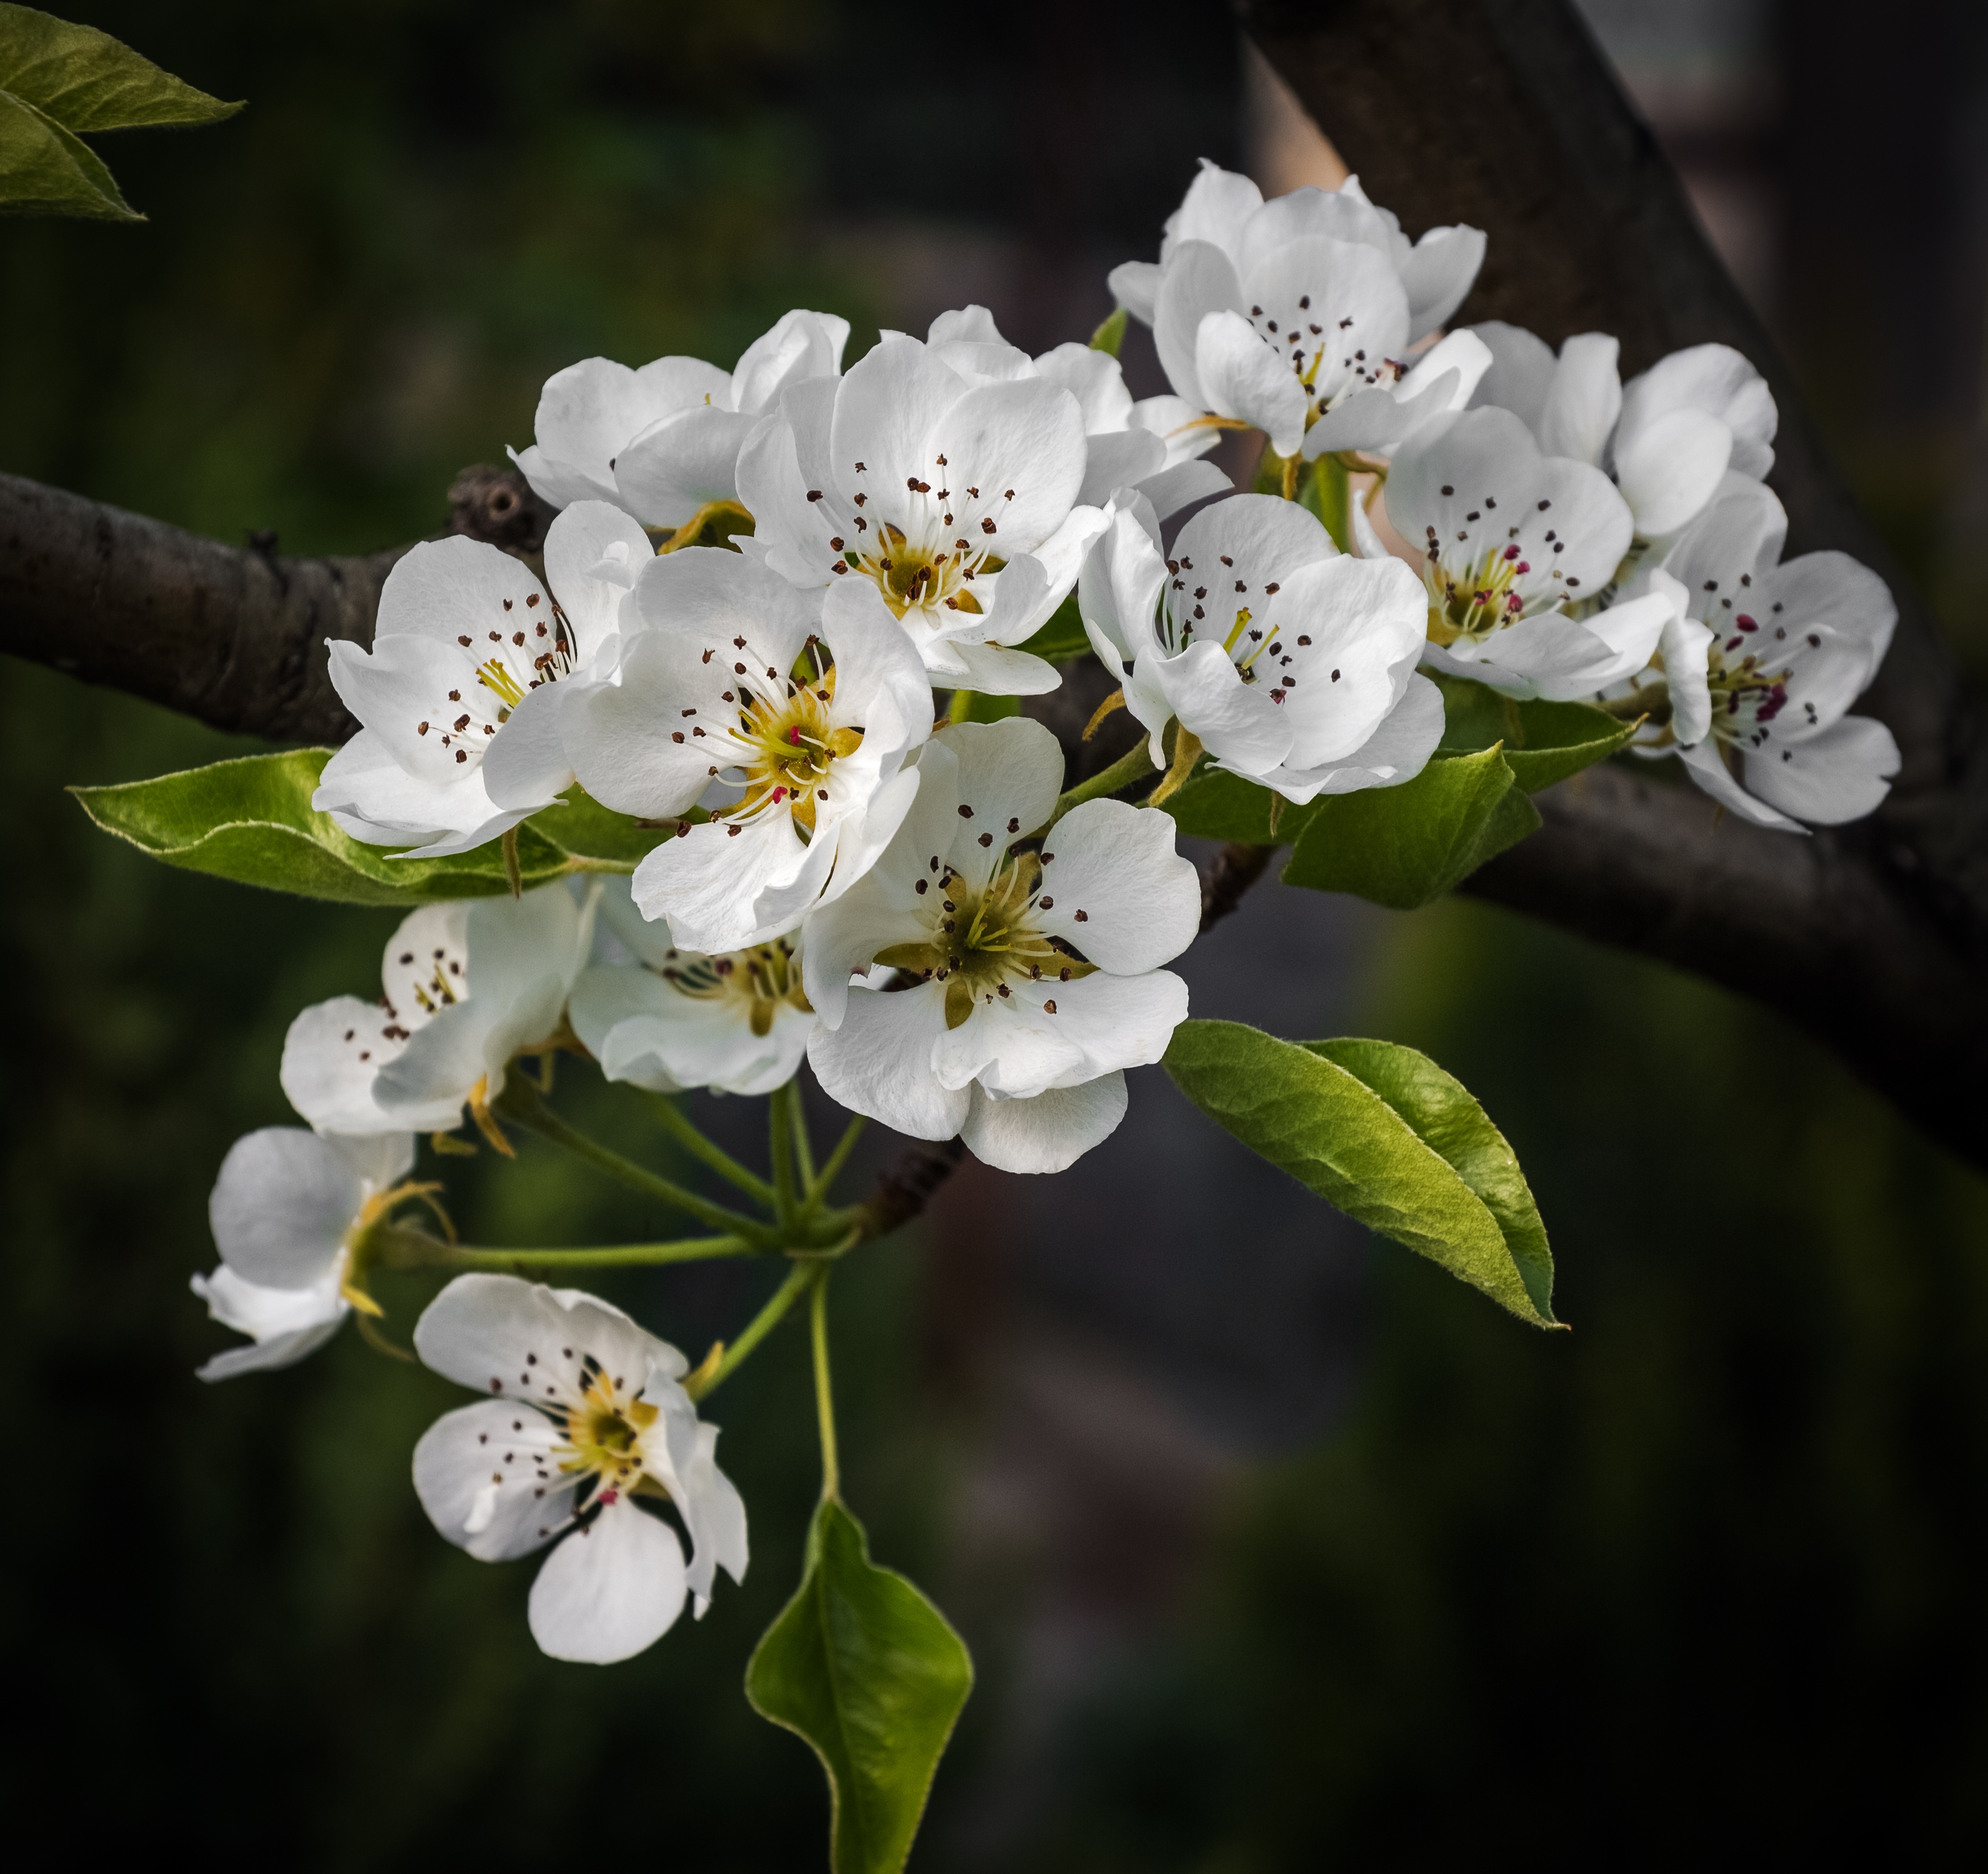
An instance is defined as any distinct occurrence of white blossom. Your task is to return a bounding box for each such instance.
[1634,476,1898,829]
[316,502,652,856]
[281,901,478,1138]
[510,309,849,528]
[1468,322,1777,542]
[804,720,1199,1174]
[922,305,1230,521]
[413,1274,747,1664]
[569,876,814,1095]
[736,330,1105,694]
[561,544,932,953]
[371,882,599,1135]
[1080,491,1440,802]
[1376,405,1682,699]
[1106,160,1488,460]
[190,1127,414,1381]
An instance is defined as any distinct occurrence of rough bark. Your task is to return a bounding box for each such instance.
[1238,0,1988,1169]
[0,463,553,744]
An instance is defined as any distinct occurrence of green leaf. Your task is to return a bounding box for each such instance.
[0,86,133,216]
[72,749,666,905]
[1019,591,1094,666]
[1163,1018,1558,1327]
[951,689,1020,724]
[747,1497,973,1874]
[0,5,242,132]
[1161,765,1318,845]
[1430,671,1638,792]
[1280,743,1540,909]
[1088,305,1127,357]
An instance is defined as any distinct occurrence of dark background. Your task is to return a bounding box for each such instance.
[5,1,1988,1864]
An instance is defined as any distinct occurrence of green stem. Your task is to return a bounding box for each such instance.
[368,1222,754,1273]
[785,1080,817,1190]
[642,1091,777,1206]
[1311,451,1352,552]
[684,1260,817,1402]
[493,1077,772,1243]
[1043,738,1155,831]
[768,1082,797,1228]
[806,1115,867,1208]
[811,1269,839,1501]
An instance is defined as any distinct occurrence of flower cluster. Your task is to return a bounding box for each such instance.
[191,155,1902,1686]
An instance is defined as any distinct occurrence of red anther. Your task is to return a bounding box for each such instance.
[1504,543,1520,560]
[787,725,803,744]
[1515,561,1531,574]
[770,786,787,804]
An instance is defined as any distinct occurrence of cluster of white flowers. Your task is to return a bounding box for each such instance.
[193,156,1902,1674]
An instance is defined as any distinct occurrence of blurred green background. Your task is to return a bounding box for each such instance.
[5,0,1988,1865]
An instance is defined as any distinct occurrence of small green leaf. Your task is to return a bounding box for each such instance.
[1280,743,1540,909]
[0,86,133,216]
[1019,591,1094,666]
[951,689,1021,724]
[747,1497,973,1874]
[1430,671,1638,792]
[1163,1018,1558,1327]
[72,749,666,905]
[0,5,241,132]
[1161,766,1318,845]
[1088,305,1127,357]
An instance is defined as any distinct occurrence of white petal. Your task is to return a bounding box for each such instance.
[1032,339,1135,434]
[1078,427,1167,510]
[634,814,834,955]
[1743,713,1899,824]
[1149,639,1291,773]
[1136,457,1231,521]
[528,1498,688,1664]
[940,717,1064,887]
[926,377,1089,558]
[830,335,967,512]
[542,500,653,658]
[1153,240,1243,409]
[1677,738,1805,831]
[1761,550,1897,684]
[1656,602,1715,747]
[1537,333,1622,467]
[1107,259,1161,326]
[1618,343,1776,481]
[1661,474,1789,598]
[281,995,442,1135]
[412,1398,575,1561]
[806,981,967,1141]
[1195,310,1308,457]
[478,679,574,812]
[613,405,756,527]
[1465,320,1557,434]
[1401,222,1487,341]
[209,1127,360,1290]
[523,358,659,506]
[729,308,848,414]
[675,1421,749,1609]
[1261,669,1445,802]
[1613,406,1733,539]
[933,636,1063,696]
[960,1072,1128,1174]
[1270,552,1429,767]
[414,1272,687,1400]
[381,901,472,1036]
[191,1266,347,1379]
[935,969,1187,1098]
[1032,799,1200,973]
[1162,160,1263,264]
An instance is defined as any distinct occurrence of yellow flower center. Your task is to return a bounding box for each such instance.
[655,936,811,1039]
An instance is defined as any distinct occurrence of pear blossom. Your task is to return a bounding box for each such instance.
[370,882,600,1138]
[923,306,1230,521]
[561,545,931,954]
[412,1274,747,1664]
[804,719,1199,1175]
[736,331,1105,694]
[316,501,653,856]
[1106,160,1488,460]
[1468,322,1777,542]
[190,1127,415,1381]
[1377,405,1682,699]
[1080,491,1441,802]
[569,876,814,1095]
[281,901,479,1138]
[510,309,849,528]
[1631,476,1898,829]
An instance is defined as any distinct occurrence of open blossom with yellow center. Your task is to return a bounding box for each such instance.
[738,332,1106,696]
[1626,478,1899,831]
[190,1126,426,1381]
[413,1275,747,1665]
[1103,161,1488,461]
[1379,406,1682,702]
[805,719,1201,1176]
[565,547,933,954]
[569,877,817,1096]
[317,501,652,856]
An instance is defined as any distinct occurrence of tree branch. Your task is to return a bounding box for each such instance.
[1239,0,1988,1169]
